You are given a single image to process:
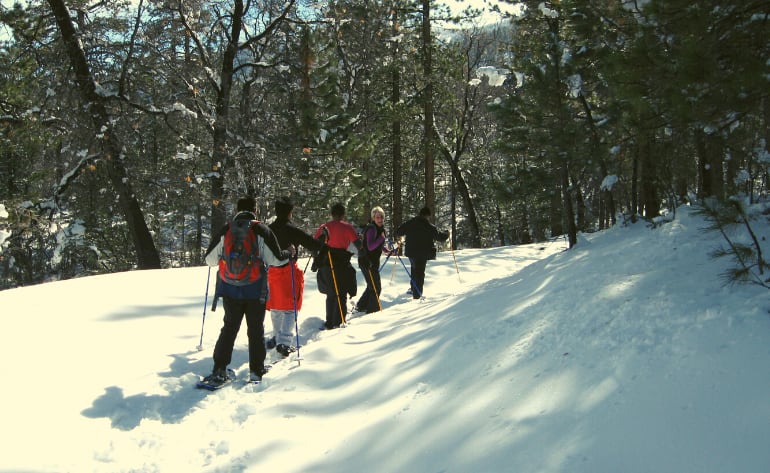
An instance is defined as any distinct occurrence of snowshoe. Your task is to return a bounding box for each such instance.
[196,368,236,391]
[276,344,296,358]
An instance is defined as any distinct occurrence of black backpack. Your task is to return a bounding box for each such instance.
[357,223,375,255]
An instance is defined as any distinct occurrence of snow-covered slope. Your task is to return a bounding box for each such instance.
[1,207,768,472]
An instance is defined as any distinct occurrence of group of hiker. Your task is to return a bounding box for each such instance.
[200,196,449,387]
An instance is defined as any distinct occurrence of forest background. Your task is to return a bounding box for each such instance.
[0,0,768,289]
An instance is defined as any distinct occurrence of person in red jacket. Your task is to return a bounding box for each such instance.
[313,203,359,329]
[266,197,324,357]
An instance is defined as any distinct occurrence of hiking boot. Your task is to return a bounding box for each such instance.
[248,371,263,383]
[203,367,230,385]
[276,344,296,357]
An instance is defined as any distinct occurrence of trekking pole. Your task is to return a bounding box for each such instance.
[290,258,302,366]
[396,254,423,299]
[366,266,383,312]
[327,250,347,327]
[451,246,463,283]
[197,266,211,351]
[378,253,391,273]
[303,254,312,273]
[389,241,402,282]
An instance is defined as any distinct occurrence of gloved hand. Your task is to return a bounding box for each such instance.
[310,247,326,272]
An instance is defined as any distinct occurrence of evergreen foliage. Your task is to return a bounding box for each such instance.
[0,0,768,288]
[694,198,769,289]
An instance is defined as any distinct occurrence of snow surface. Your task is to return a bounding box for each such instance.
[1,206,769,473]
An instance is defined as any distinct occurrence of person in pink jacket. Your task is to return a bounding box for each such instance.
[313,203,359,329]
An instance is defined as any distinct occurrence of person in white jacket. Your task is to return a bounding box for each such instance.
[201,197,294,386]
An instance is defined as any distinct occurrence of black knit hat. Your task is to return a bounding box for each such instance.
[275,196,294,219]
[237,196,257,213]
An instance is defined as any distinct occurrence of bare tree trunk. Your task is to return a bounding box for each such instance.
[430,33,484,247]
[450,174,457,249]
[47,0,160,269]
[695,131,724,199]
[496,204,505,246]
[561,162,577,247]
[640,134,660,219]
[195,201,204,265]
[391,9,403,230]
[421,0,435,217]
[208,0,244,231]
[549,186,563,237]
[577,92,615,228]
[695,129,724,200]
[545,14,576,247]
[631,141,639,221]
[518,205,532,245]
[177,0,293,231]
[575,182,586,231]
[438,147,482,247]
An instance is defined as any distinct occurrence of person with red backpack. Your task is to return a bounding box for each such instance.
[313,203,358,330]
[200,196,293,387]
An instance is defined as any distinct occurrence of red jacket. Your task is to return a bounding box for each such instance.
[266,261,304,311]
[314,219,358,250]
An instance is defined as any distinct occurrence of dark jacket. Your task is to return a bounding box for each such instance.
[206,211,290,300]
[269,217,324,255]
[359,222,386,269]
[396,216,449,260]
[316,246,357,297]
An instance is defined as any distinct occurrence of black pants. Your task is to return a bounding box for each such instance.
[358,265,382,313]
[325,292,347,328]
[321,256,355,328]
[213,297,267,374]
[408,257,427,299]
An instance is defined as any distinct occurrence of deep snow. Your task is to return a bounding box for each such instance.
[0,206,768,473]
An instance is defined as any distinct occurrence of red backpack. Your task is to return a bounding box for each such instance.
[219,216,265,286]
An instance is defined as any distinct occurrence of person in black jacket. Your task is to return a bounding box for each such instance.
[395,206,449,300]
[202,196,293,385]
[266,196,324,357]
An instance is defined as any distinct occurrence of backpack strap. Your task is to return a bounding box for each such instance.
[256,229,269,304]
